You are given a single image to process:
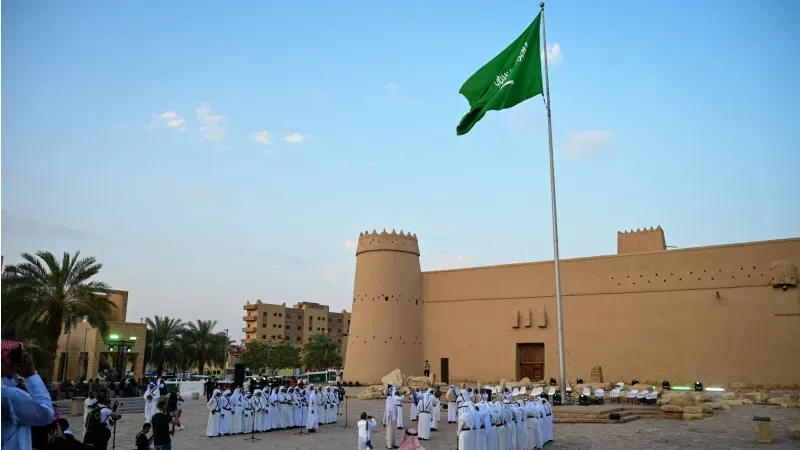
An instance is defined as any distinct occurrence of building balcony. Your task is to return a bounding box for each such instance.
[244,304,257,310]
[243,315,257,322]
[242,327,256,333]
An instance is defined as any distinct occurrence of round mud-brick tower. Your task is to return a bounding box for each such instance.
[343,229,423,385]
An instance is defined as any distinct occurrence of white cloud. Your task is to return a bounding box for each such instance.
[344,240,354,249]
[151,111,187,131]
[283,133,306,144]
[385,82,419,106]
[249,130,272,145]
[561,130,612,158]
[196,104,225,141]
[541,43,563,66]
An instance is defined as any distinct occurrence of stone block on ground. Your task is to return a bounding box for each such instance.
[357,390,385,400]
[722,392,736,400]
[364,384,384,393]
[719,401,731,410]
[781,402,798,408]
[518,378,532,389]
[406,376,431,388]
[683,406,703,414]
[670,394,694,407]
[381,369,405,389]
[661,405,683,413]
[682,413,706,421]
[767,397,784,405]
[783,394,800,403]
[741,398,753,405]
[725,400,744,406]
[590,366,603,383]
[656,398,670,407]
[499,379,507,392]
[701,404,716,414]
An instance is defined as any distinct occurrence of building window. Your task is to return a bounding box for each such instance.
[262,335,266,339]
[287,314,291,319]
[322,317,325,321]
[348,320,350,326]
[309,327,312,331]
[261,323,266,328]
[263,312,268,318]
[273,324,276,328]
[297,336,301,341]
[279,313,283,317]
[278,324,282,328]
[273,313,277,317]
[338,319,342,323]
[297,326,301,331]
[338,329,341,333]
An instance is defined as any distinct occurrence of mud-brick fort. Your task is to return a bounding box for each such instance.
[342,227,800,387]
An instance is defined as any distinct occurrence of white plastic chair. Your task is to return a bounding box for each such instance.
[581,387,590,397]
[594,388,605,404]
[615,382,625,390]
[512,387,520,400]
[610,388,620,404]
[519,386,527,397]
[626,389,638,404]
[547,387,556,402]
[531,387,543,398]
[637,389,648,405]
[645,390,658,406]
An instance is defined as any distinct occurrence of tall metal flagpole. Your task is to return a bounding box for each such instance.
[540,2,568,395]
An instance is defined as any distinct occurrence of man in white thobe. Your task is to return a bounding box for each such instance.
[83,391,97,430]
[357,412,377,450]
[540,397,554,444]
[242,392,255,434]
[383,384,398,449]
[416,388,433,440]
[513,400,528,450]
[457,403,478,450]
[143,384,157,423]
[332,387,340,423]
[293,388,303,428]
[410,388,420,422]
[218,390,232,435]
[306,387,319,432]
[447,385,458,423]
[206,389,222,437]
[394,389,405,429]
[477,400,494,450]
[230,387,243,434]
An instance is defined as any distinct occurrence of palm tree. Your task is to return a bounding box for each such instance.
[145,316,184,377]
[183,320,228,375]
[302,333,342,371]
[1,251,114,381]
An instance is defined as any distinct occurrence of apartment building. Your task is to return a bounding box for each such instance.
[242,300,351,358]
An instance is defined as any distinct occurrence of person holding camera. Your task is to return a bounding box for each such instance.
[1,340,55,450]
[151,398,181,450]
[357,412,376,450]
[83,395,120,450]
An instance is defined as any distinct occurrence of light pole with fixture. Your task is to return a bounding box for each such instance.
[106,334,138,376]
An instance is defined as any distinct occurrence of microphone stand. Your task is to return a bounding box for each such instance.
[341,395,350,429]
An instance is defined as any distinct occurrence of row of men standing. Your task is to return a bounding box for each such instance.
[205,385,341,437]
[384,384,554,450]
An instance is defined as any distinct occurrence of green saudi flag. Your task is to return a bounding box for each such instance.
[457,13,544,135]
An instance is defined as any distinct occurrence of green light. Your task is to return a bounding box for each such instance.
[126,346,132,353]
[109,334,119,340]
[672,386,692,391]
[108,345,115,352]
[129,336,137,341]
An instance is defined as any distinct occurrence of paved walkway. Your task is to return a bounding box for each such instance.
[66,397,800,449]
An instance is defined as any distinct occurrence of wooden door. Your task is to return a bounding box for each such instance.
[441,358,449,384]
[519,343,545,381]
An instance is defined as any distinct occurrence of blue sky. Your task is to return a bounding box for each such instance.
[3,0,799,340]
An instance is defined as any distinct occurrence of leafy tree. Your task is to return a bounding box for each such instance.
[2,251,114,381]
[145,316,184,377]
[243,338,300,375]
[301,333,342,372]
[242,339,271,373]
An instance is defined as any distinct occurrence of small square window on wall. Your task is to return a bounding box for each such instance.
[262,335,266,339]
[278,324,282,328]
[273,324,276,328]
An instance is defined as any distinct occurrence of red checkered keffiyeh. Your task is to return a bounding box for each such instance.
[1,339,21,359]
[399,429,426,450]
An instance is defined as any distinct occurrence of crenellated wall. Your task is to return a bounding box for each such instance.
[617,226,667,254]
[421,237,800,385]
